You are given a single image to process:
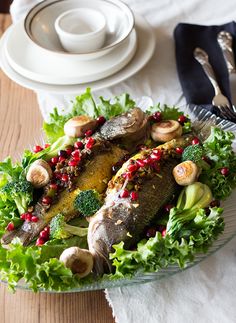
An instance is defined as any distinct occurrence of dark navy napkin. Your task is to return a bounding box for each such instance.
[174,21,236,116]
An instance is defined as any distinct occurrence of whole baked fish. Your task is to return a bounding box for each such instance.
[88,136,192,275]
[2,108,149,246]
[1,141,127,246]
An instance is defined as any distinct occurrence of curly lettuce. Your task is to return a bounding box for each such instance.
[43,88,135,143]
[200,127,236,199]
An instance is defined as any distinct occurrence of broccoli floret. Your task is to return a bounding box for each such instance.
[50,213,88,239]
[182,144,209,169]
[74,190,102,217]
[1,179,33,215]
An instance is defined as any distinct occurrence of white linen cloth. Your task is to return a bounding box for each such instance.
[10,1,236,322]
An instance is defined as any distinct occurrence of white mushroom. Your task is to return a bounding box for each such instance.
[59,247,94,278]
[151,120,182,142]
[26,159,52,188]
[172,161,200,186]
[64,115,97,138]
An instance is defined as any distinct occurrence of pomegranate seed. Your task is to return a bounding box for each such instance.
[178,115,187,124]
[143,157,153,165]
[6,222,14,231]
[61,174,69,182]
[58,156,66,163]
[51,157,59,164]
[85,137,95,149]
[175,147,184,154]
[54,172,62,179]
[20,213,28,220]
[40,230,49,240]
[58,150,67,157]
[220,167,229,176]
[127,163,138,172]
[210,200,221,207]
[74,141,84,149]
[44,226,50,234]
[97,116,106,125]
[161,229,167,237]
[122,172,133,180]
[48,161,54,168]
[33,145,43,153]
[36,238,45,246]
[120,189,130,198]
[136,159,145,168]
[164,204,174,213]
[202,156,212,165]
[66,148,72,156]
[31,216,39,223]
[26,213,32,222]
[130,191,138,201]
[50,183,58,190]
[146,227,157,238]
[68,160,79,167]
[85,129,93,137]
[42,196,52,205]
[152,112,162,122]
[71,150,81,160]
[150,152,161,161]
[192,137,200,145]
[44,143,50,148]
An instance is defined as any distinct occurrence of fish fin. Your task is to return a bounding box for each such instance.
[90,241,112,276]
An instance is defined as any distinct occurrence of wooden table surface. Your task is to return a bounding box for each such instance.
[0,14,114,323]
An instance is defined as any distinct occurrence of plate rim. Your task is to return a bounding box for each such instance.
[0,13,156,93]
[24,0,135,57]
[5,21,137,85]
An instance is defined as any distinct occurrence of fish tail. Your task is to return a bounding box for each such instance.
[1,220,46,246]
[90,246,112,276]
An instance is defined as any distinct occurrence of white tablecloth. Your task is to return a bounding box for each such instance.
[10,1,236,322]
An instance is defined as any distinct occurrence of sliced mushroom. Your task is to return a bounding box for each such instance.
[172,161,200,186]
[151,120,182,142]
[64,115,97,138]
[26,159,52,188]
[59,247,94,278]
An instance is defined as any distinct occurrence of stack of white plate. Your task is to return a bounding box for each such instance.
[0,0,156,94]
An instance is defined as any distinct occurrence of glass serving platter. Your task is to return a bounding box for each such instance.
[2,104,236,292]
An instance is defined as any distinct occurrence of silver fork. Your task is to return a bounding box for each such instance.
[194,47,236,121]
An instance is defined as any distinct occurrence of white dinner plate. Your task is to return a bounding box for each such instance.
[5,21,137,85]
[24,0,134,61]
[0,14,156,93]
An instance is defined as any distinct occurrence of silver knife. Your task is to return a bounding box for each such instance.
[217,31,236,105]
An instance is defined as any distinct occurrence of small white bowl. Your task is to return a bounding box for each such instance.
[55,8,106,54]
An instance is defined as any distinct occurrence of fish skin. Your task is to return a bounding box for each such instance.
[87,136,192,275]
[1,143,127,246]
[96,108,150,151]
[1,107,150,246]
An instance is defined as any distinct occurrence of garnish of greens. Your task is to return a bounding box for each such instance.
[0,89,235,292]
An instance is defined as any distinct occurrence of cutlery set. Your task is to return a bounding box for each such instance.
[194,31,236,121]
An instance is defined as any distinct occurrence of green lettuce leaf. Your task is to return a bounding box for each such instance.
[43,89,135,143]
[0,237,87,292]
[200,127,236,199]
[22,135,76,169]
[97,93,135,119]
